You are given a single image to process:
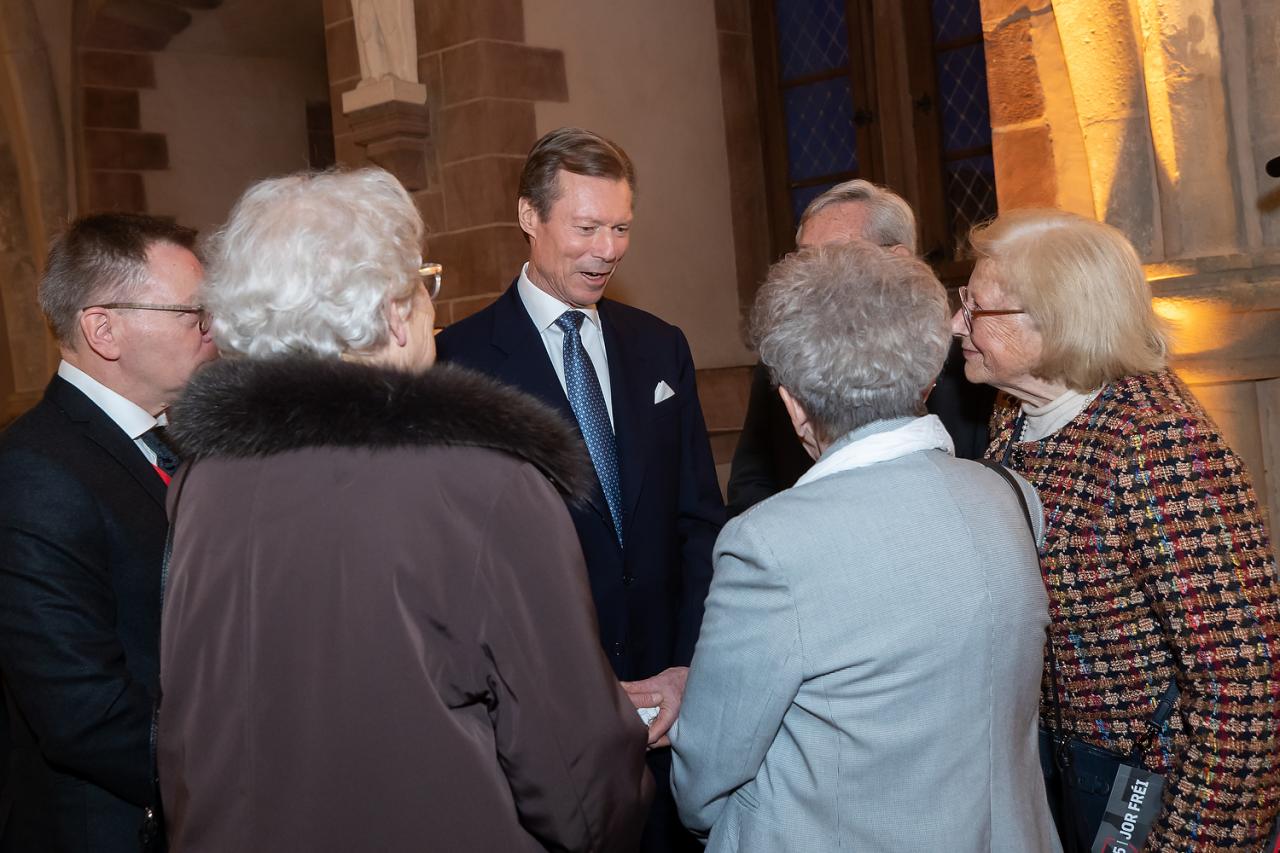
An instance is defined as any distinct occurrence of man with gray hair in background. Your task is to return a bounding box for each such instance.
[726,179,995,516]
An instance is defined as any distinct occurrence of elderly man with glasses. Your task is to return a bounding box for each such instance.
[725,179,996,517]
[0,212,216,852]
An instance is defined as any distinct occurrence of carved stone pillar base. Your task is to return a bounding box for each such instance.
[346,99,431,192]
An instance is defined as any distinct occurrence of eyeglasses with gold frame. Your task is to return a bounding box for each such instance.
[418,263,443,300]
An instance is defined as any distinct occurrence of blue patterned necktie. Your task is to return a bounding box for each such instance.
[555,310,623,547]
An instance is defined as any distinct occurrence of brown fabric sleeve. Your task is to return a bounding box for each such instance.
[474,463,654,852]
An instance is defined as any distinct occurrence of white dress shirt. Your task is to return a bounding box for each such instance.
[58,361,164,466]
[517,263,615,428]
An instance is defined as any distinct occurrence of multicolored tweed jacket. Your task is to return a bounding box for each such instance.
[987,370,1280,852]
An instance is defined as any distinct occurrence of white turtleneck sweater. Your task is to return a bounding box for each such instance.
[1019,387,1102,442]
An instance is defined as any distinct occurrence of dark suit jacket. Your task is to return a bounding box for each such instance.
[436,283,726,682]
[726,341,997,517]
[0,376,166,852]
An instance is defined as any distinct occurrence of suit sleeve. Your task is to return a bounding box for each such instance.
[672,329,727,667]
[669,515,802,836]
[926,346,996,461]
[726,363,786,518]
[0,451,155,806]
[476,464,653,851]
[1125,410,1280,850]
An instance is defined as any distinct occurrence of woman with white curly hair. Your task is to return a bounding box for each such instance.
[157,168,651,852]
[670,241,1060,852]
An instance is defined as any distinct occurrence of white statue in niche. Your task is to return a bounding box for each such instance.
[351,0,418,84]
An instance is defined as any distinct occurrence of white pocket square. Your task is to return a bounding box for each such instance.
[654,380,676,404]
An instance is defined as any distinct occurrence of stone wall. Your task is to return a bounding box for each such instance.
[323,0,568,327]
[0,0,68,421]
[323,0,765,481]
[980,0,1280,535]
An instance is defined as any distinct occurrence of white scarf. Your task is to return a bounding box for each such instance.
[794,415,955,488]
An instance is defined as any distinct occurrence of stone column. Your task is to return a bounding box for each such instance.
[324,0,568,326]
[1233,0,1280,249]
[1052,0,1163,258]
[979,0,1280,541]
[341,0,431,192]
[0,0,66,421]
[980,0,1095,217]
[1134,0,1240,259]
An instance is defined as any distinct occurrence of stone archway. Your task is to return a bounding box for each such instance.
[74,0,225,214]
[0,0,69,422]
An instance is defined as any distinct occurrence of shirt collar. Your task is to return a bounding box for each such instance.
[516,263,603,333]
[57,360,160,439]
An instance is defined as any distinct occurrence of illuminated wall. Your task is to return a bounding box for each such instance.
[980,0,1280,533]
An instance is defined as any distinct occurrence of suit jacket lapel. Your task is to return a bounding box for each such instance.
[490,284,613,525]
[599,302,646,532]
[47,376,168,510]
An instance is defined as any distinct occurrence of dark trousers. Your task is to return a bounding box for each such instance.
[640,748,701,853]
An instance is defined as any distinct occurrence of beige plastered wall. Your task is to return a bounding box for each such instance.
[522,0,754,369]
[140,11,328,236]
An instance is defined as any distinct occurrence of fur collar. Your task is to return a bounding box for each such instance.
[168,356,594,501]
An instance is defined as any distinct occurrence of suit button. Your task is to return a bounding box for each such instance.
[612,642,624,656]
[622,574,634,587]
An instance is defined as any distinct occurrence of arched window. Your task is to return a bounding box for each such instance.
[754,0,996,275]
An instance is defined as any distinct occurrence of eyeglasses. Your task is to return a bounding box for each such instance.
[86,302,210,334]
[957,285,1025,333]
[418,262,443,300]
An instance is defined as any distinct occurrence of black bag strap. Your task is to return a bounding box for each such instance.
[981,457,1179,852]
[976,461,1065,746]
[142,461,194,852]
[979,459,1079,848]
[976,459,1036,541]
[979,460,1180,750]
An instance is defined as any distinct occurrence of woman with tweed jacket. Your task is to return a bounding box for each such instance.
[951,208,1280,852]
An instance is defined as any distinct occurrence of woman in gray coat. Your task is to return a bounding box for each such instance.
[670,242,1060,852]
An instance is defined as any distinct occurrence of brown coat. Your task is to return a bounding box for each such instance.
[159,357,653,852]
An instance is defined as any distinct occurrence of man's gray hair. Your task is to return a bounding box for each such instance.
[750,242,949,441]
[797,179,918,254]
[40,213,198,346]
[204,168,423,359]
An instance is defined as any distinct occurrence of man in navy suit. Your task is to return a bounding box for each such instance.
[436,127,725,851]
[0,213,217,852]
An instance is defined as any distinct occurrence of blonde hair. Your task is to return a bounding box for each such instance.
[969,209,1167,391]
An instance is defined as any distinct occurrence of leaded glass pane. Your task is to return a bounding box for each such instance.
[783,78,858,182]
[931,0,981,44]
[945,155,998,239]
[775,0,850,81]
[937,44,992,152]
[791,181,837,225]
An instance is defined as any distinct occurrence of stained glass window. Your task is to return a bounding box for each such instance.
[776,0,850,80]
[930,0,997,243]
[764,0,997,257]
[773,0,861,227]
